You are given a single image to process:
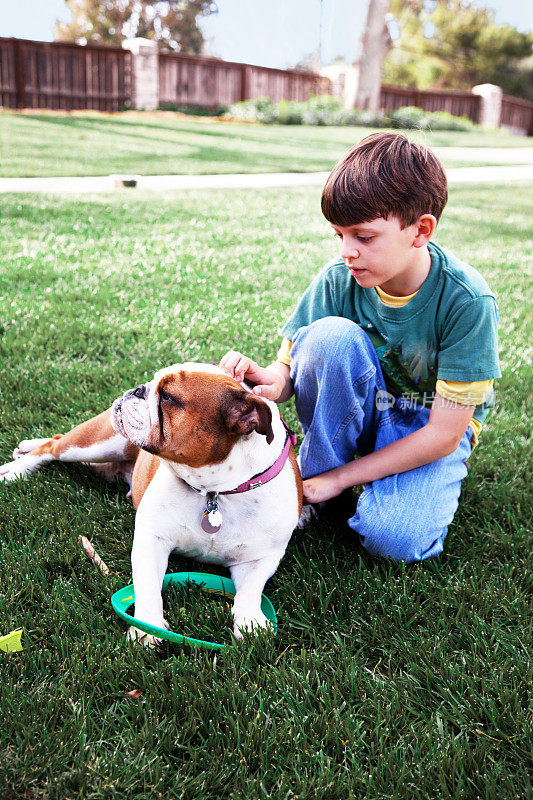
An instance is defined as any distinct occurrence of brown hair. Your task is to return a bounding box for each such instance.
[321,132,448,229]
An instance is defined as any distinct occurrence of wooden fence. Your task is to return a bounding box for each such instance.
[159,51,326,108]
[1,36,532,134]
[0,37,130,112]
[380,84,481,122]
[0,37,323,112]
[501,94,533,136]
[159,52,243,108]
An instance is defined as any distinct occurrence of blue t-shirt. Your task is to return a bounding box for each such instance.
[281,242,501,425]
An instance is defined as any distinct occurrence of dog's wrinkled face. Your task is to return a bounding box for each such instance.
[111,367,273,467]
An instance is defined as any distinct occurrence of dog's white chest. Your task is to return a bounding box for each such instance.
[137,464,297,567]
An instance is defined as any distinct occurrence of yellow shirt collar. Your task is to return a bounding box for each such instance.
[375,285,418,308]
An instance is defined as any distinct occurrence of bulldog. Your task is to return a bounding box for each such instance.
[0,363,303,644]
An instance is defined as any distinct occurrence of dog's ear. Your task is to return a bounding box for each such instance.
[225,391,274,444]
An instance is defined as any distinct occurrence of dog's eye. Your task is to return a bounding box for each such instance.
[160,390,185,409]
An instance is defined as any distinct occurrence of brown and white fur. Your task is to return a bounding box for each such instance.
[0,363,303,645]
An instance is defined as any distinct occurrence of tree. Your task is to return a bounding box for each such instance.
[55,0,218,53]
[383,0,533,100]
[291,54,320,73]
[345,0,392,112]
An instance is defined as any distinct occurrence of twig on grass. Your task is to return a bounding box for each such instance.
[78,536,110,576]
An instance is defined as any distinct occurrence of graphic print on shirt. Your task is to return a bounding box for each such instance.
[365,327,438,403]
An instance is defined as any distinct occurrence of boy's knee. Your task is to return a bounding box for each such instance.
[350,498,446,563]
[291,318,377,381]
[293,316,367,355]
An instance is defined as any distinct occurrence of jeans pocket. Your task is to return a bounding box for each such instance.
[331,400,364,446]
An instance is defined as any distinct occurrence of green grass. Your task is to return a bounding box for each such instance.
[1,110,532,178]
[0,183,532,799]
[164,581,235,645]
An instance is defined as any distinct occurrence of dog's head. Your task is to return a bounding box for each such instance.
[111,364,273,467]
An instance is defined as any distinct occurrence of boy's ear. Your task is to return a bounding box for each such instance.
[413,214,437,248]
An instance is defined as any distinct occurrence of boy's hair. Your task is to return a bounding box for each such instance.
[321,132,448,229]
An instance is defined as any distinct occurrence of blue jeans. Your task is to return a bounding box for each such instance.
[290,317,472,563]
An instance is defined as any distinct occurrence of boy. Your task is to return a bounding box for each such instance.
[220,132,501,563]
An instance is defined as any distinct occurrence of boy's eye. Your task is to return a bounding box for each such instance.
[332,231,373,243]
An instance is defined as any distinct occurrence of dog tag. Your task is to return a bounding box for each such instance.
[201,509,222,534]
[201,493,223,534]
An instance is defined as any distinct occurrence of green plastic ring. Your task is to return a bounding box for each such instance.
[111,571,277,650]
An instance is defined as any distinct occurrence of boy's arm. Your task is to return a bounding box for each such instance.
[303,393,475,504]
[220,352,293,403]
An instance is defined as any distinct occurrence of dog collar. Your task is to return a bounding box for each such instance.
[222,418,297,495]
[197,418,297,534]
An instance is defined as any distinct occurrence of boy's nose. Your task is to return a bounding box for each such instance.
[340,235,360,263]
[342,246,360,264]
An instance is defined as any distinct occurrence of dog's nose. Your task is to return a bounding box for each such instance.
[132,385,146,399]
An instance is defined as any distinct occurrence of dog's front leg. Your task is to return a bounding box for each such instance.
[230,555,282,639]
[129,514,173,648]
[0,409,138,483]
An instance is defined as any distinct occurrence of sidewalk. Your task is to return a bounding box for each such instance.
[432,146,533,164]
[0,164,532,194]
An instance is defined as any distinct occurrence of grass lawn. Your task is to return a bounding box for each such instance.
[0,182,531,799]
[1,110,532,178]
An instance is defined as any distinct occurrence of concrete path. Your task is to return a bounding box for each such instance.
[432,146,533,164]
[0,163,532,195]
[0,171,332,194]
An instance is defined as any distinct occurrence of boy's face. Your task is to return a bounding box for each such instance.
[331,215,429,294]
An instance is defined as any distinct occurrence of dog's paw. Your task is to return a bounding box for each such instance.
[128,615,169,649]
[13,438,50,460]
[232,609,272,640]
[128,626,163,649]
[0,458,32,483]
[296,503,320,529]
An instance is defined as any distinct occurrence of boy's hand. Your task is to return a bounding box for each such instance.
[302,391,475,502]
[219,351,286,402]
[302,472,345,505]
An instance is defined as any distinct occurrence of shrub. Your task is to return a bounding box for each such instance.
[388,106,475,131]
[351,108,389,128]
[427,111,475,131]
[277,100,304,125]
[301,95,344,125]
[226,97,278,124]
[387,106,432,129]
[226,96,476,131]
[158,102,227,117]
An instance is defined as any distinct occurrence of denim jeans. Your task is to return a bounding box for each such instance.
[290,317,472,563]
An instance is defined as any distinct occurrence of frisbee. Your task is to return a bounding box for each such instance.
[111,571,277,650]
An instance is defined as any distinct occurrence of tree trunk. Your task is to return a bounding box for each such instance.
[345,0,392,111]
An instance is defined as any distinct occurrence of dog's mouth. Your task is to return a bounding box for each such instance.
[122,404,149,432]
[111,395,153,447]
[111,398,126,437]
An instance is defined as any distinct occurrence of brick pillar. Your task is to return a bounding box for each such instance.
[122,38,159,111]
[472,83,503,128]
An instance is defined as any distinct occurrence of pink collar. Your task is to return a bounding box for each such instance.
[221,418,297,495]
[195,418,297,534]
